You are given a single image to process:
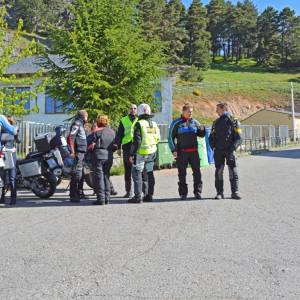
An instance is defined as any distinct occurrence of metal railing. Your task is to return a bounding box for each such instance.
[238,137,289,153]
[16,121,57,155]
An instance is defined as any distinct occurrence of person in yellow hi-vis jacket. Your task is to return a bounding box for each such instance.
[115,104,138,198]
[128,104,160,203]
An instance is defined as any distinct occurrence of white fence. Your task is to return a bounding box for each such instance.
[240,125,289,140]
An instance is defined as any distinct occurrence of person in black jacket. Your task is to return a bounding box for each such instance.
[88,115,116,205]
[209,102,242,200]
[67,110,88,203]
[115,104,138,198]
[168,103,206,200]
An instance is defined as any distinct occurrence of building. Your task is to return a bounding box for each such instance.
[4,56,173,125]
[241,108,300,138]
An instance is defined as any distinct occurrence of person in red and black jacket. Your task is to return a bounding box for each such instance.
[67,110,88,203]
[88,116,116,205]
[168,103,206,200]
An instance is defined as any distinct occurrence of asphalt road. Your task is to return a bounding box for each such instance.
[1,148,300,299]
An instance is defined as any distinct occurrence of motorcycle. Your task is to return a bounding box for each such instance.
[1,147,58,199]
[26,148,95,190]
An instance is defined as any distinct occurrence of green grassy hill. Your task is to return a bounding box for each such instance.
[174,59,300,125]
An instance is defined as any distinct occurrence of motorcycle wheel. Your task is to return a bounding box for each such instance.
[31,173,57,199]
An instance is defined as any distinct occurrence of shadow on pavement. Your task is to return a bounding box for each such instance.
[253,148,300,159]
[0,195,225,208]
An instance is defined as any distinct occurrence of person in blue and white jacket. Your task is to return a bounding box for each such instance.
[168,102,206,200]
[0,115,18,205]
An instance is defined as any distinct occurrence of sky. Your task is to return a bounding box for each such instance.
[182,0,300,14]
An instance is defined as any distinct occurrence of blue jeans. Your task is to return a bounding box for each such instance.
[2,152,17,200]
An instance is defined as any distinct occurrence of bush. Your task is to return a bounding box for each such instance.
[193,89,201,96]
[180,65,204,82]
[110,163,124,176]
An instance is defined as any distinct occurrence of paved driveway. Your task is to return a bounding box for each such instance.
[1,148,300,299]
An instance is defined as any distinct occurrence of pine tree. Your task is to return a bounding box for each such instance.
[207,0,227,62]
[162,0,187,65]
[184,0,211,68]
[42,0,165,122]
[222,1,235,61]
[137,0,166,41]
[278,7,300,66]
[255,6,280,66]
[231,0,258,63]
[8,0,66,34]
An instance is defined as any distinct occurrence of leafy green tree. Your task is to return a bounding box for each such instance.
[0,7,42,116]
[184,0,211,68]
[42,0,165,123]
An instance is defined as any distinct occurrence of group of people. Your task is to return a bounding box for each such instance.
[66,103,160,205]
[67,101,242,206]
[0,100,242,206]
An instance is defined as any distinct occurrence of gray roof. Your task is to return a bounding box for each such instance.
[262,108,300,117]
[5,55,68,75]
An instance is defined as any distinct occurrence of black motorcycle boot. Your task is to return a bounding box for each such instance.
[9,198,16,205]
[194,193,202,200]
[230,179,241,200]
[128,195,142,203]
[110,188,118,196]
[70,193,80,203]
[79,190,90,200]
[123,191,133,198]
[143,194,153,202]
[178,182,188,201]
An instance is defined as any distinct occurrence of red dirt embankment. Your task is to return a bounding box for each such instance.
[173,91,290,121]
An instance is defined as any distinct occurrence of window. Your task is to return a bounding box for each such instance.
[15,87,30,110]
[45,93,64,114]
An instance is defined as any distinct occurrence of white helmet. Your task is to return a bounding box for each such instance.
[137,103,151,116]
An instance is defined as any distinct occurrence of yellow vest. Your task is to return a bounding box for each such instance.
[121,115,138,145]
[137,119,160,155]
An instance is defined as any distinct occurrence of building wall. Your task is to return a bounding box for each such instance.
[22,76,174,126]
[241,110,300,130]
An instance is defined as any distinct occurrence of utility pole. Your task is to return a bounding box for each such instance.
[291,82,296,140]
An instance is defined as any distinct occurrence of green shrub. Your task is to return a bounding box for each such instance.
[110,163,124,176]
[180,65,204,82]
[193,88,201,96]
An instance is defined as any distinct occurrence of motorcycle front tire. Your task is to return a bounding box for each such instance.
[31,173,57,199]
